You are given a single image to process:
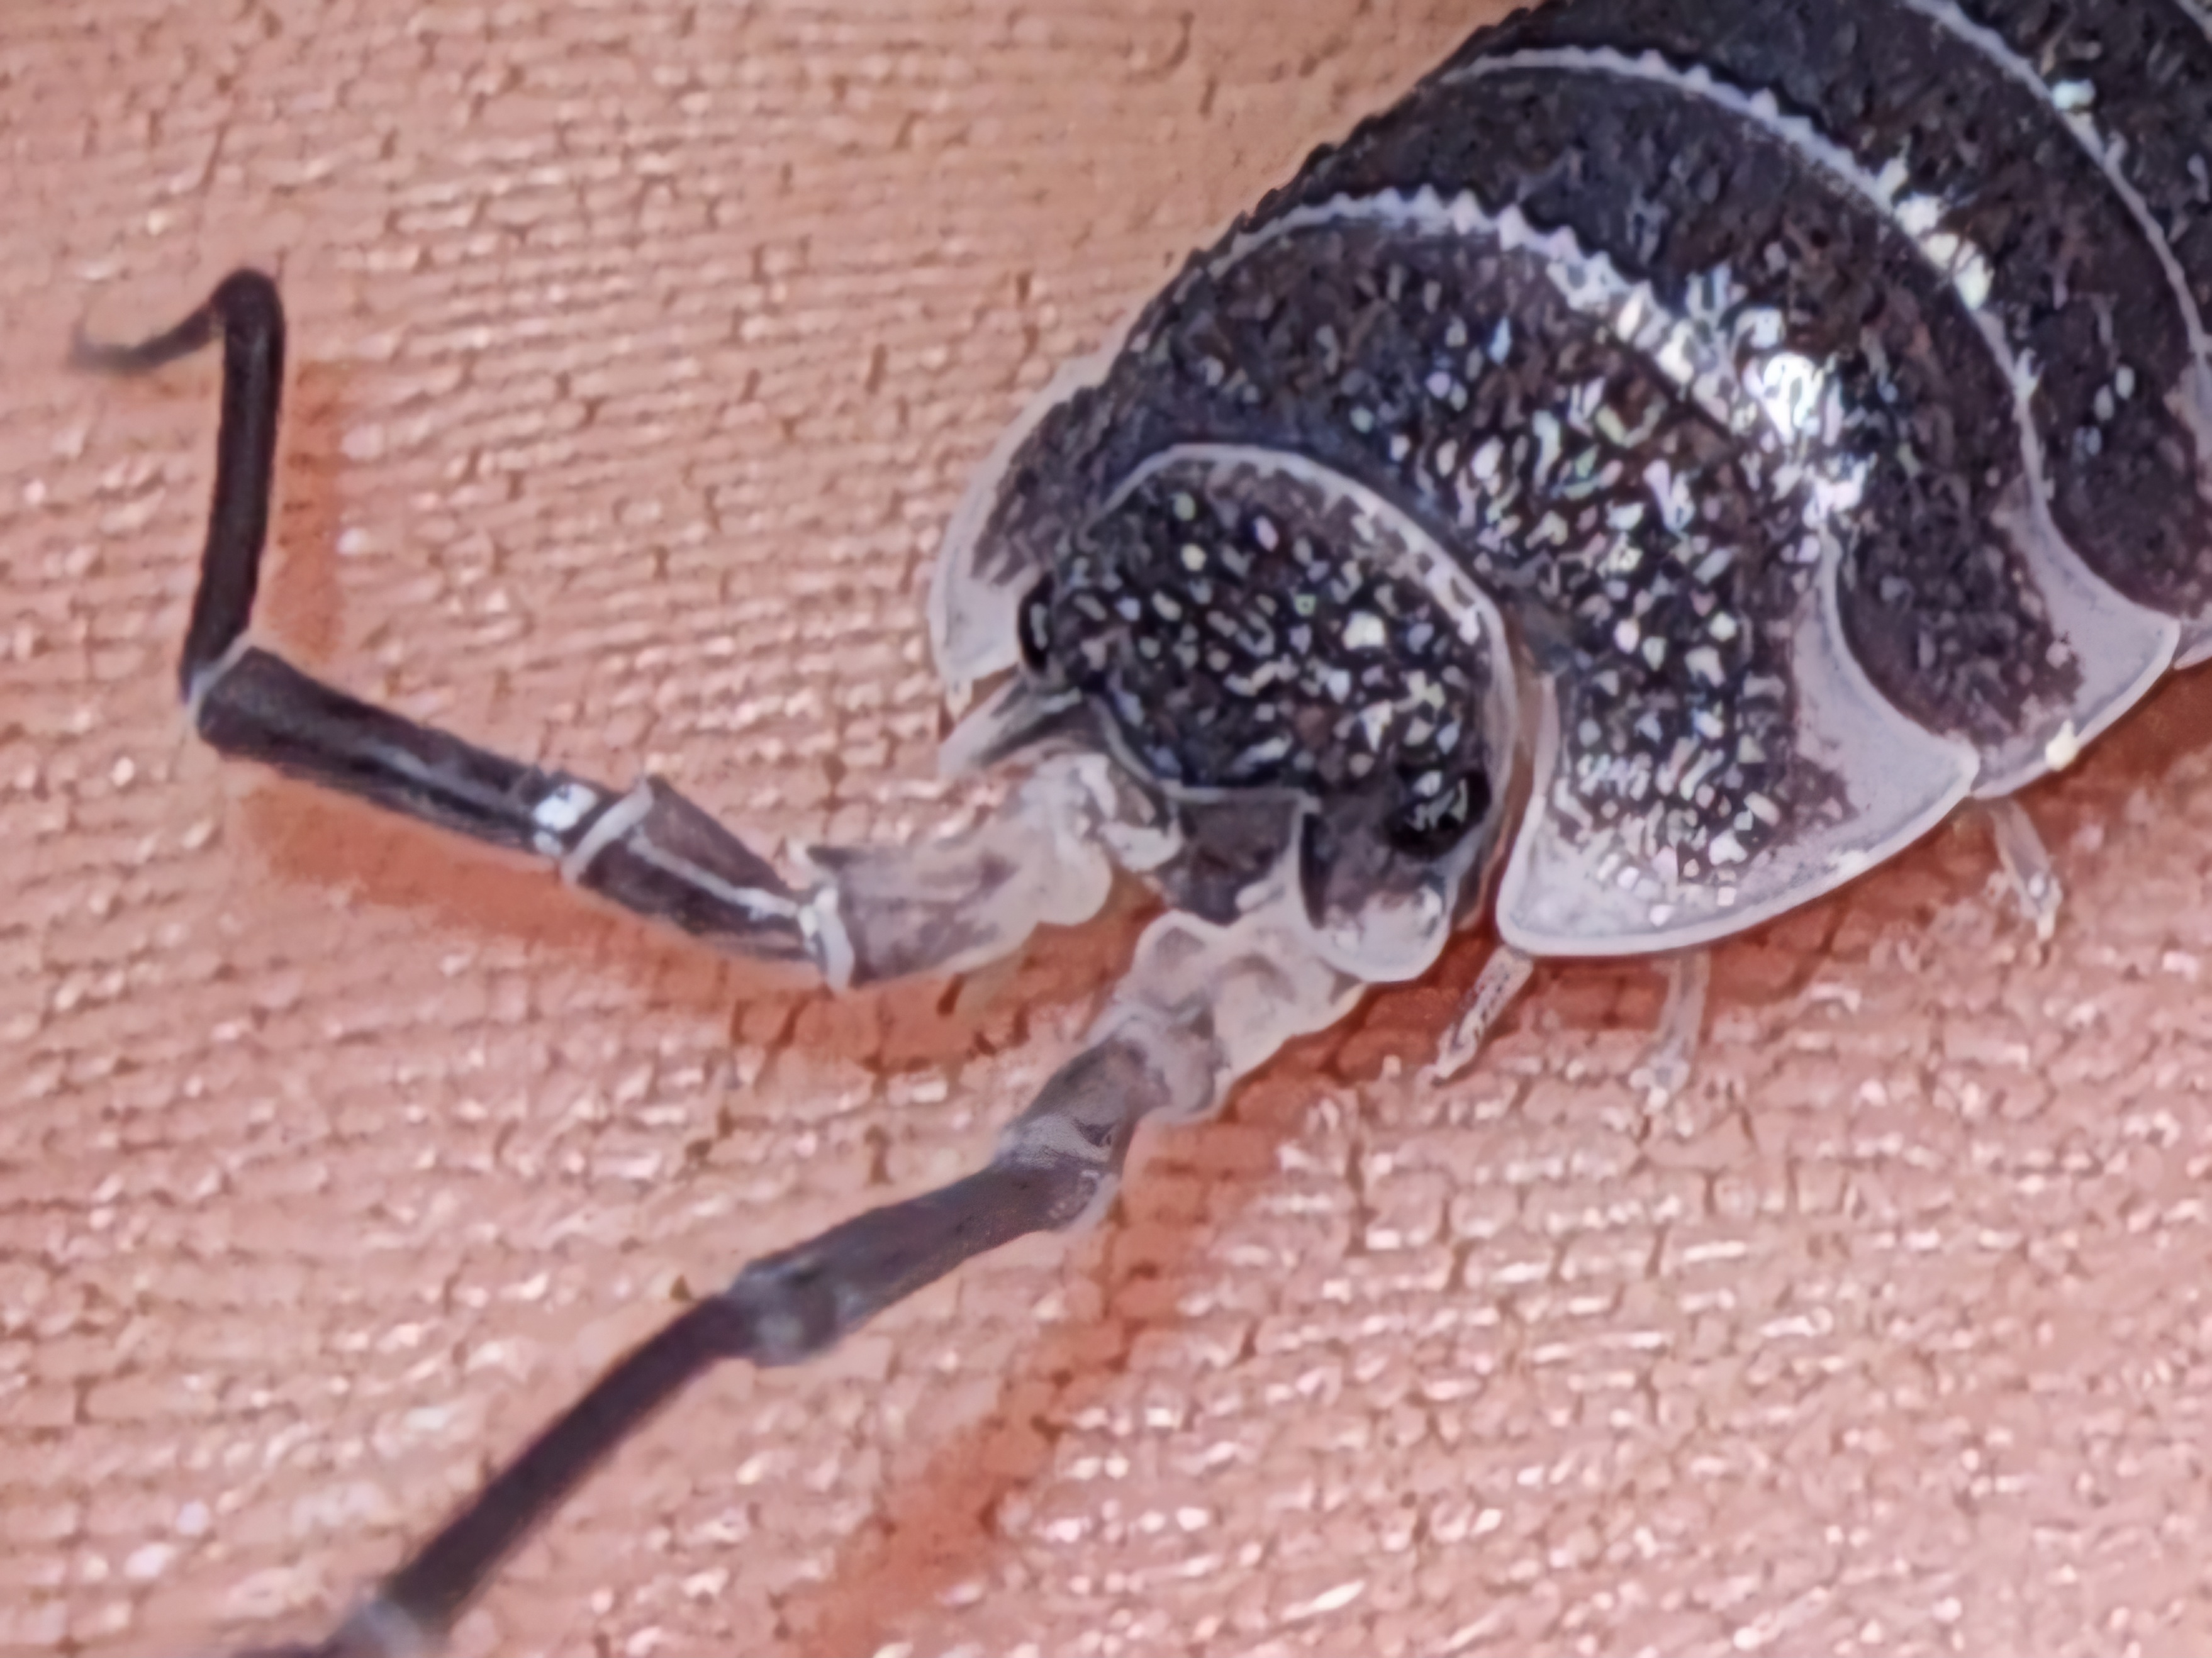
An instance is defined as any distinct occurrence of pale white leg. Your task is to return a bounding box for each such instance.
[1635,949,1711,1103]
[1428,944,1536,1083]
[1982,796,2062,943]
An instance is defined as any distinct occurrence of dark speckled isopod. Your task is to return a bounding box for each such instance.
[70,1,2212,1650]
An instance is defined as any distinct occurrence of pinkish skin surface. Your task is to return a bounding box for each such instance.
[6,3,2212,1654]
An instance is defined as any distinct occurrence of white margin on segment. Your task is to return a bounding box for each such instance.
[1441,42,2183,786]
[1900,0,2212,451]
[1442,46,2001,318]
[1438,46,2064,520]
[556,781,656,884]
[1204,186,1870,540]
[927,309,1142,711]
[530,779,603,857]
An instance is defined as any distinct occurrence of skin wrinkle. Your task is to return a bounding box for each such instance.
[5,1,2212,1654]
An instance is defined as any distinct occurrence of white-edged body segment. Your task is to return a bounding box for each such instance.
[1435,41,2186,798]
[1200,192,1987,955]
[930,320,1137,712]
[1496,557,1976,955]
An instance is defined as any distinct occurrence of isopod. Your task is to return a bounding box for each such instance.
[41,1,2212,1651]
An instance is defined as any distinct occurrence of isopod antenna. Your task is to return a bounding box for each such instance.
[232,1031,1171,1658]
[77,272,1132,999]
[86,271,1357,1657]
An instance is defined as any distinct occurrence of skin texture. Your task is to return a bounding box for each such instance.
[7,2,2212,1654]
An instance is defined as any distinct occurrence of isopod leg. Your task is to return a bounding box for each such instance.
[1429,943,1536,1082]
[1636,949,1711,1103]
[79,270,1119,984]
[1982,797,2063,944]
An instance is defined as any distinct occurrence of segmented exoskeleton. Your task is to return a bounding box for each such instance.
[74,2,2212,1651]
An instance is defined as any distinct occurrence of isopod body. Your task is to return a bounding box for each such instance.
[939,0,2212,972]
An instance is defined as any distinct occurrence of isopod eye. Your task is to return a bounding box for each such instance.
[1385,763,1492,860]
[1294,779,1500,984]
[1018,576,1056,671]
